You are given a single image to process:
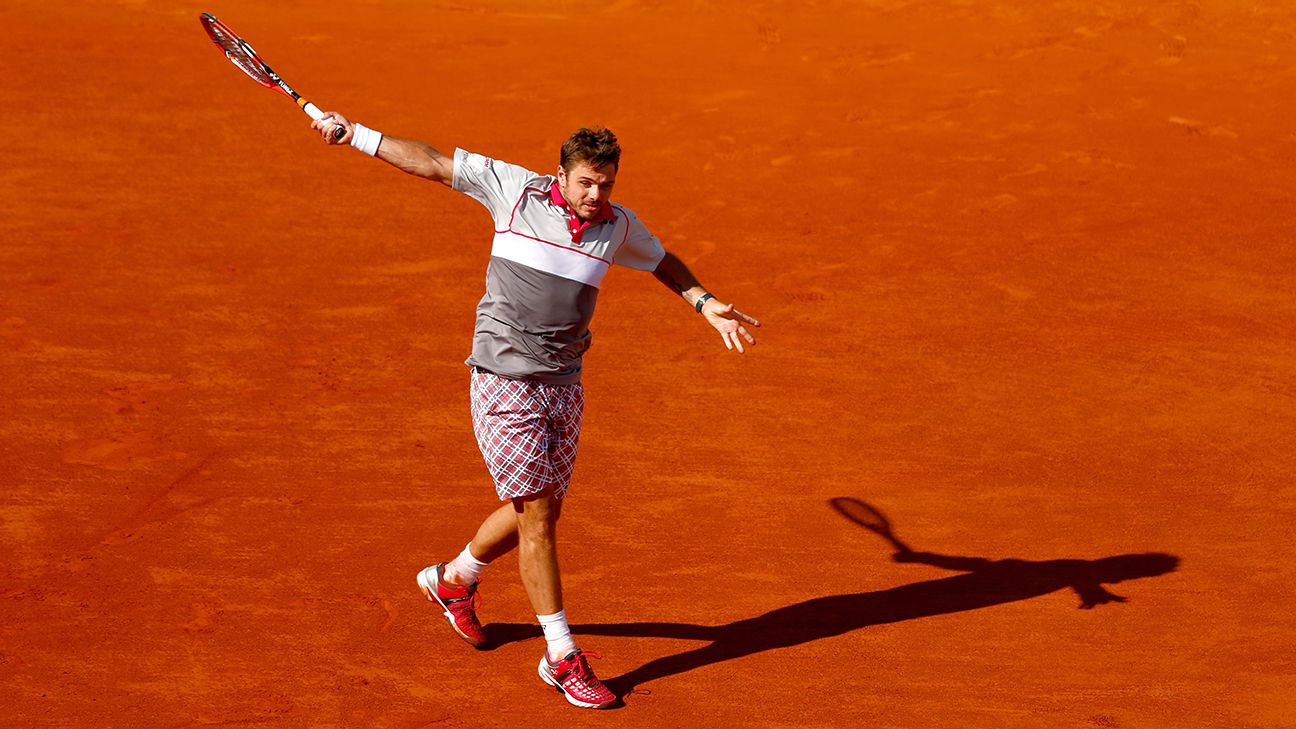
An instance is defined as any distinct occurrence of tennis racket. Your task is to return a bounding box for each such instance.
[829,497,913,554]
[199,12,344,141]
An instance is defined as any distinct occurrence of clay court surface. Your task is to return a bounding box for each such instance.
[3,0,1294,726]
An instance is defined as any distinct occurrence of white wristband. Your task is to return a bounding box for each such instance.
[350,123,383,156]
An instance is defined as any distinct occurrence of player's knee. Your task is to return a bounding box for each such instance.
[514,494,560,534]
[518,520,558,549]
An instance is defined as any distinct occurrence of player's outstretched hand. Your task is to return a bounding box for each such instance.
[701,299,760,353]
[311,112,353,145]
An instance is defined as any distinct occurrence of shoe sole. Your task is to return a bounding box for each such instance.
[417,566,486,648]
[537,656,615,709]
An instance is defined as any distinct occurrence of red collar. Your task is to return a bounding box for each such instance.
[550,179,615,242]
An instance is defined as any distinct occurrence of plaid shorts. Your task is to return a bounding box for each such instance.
[469,367,584,501]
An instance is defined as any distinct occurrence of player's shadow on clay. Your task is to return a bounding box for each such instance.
[488,497,1179,694]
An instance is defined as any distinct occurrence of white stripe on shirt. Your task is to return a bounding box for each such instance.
[490,231,612,288]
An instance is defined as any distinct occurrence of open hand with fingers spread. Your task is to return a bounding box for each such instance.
[650,252,761,353]
[700,298,760,353]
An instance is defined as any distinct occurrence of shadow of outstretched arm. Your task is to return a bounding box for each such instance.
[892,550,993,571]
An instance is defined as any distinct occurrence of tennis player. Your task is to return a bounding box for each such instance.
[311,113,759,709]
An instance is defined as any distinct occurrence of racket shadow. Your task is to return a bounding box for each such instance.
[487,498,1179,695]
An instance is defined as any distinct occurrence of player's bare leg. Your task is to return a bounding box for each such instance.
[513,489,564,617]
[471,502,521,561]
[438,502,521,586]
[442,495,565,583]
[515,488,615,708]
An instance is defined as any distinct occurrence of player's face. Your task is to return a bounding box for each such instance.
[557,162,617,221]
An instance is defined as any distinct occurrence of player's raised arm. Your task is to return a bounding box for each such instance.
[652,250,761,353]
[310,112,454,186]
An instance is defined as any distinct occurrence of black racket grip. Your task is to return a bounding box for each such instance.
[332,125,346,142]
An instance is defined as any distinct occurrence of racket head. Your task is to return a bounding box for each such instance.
[200,13,275,88]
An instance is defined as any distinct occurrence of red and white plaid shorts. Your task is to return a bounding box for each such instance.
[469,367,585,501]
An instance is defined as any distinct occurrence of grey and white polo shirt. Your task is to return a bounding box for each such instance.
[452,148,666,384]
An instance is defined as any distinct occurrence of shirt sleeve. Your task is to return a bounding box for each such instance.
[611,205,667,271]
[451,148,541,225]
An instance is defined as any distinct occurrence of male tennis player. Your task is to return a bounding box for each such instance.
[311,113,759,709]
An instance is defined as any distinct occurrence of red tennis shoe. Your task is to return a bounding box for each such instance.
[539,649,616,709]
[417,564,486,648]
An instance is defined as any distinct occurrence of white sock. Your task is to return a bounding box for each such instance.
[537,610,578,660]
[443,543,489,586]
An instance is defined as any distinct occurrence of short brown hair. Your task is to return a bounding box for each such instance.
[560,127,621,172]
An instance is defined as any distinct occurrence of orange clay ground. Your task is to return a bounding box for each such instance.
[2,1,1294,727]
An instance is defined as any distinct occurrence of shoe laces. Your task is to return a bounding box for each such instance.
[444,580,482,616]
[456,586,482,614]
[567,650,603,684]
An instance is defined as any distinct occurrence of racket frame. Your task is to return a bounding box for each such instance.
[199,13,341,137]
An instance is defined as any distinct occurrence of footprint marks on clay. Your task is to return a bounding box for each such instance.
[1167,116,1237,139]
[96,451,223,547]
[62,379,192,470]
[1157,35,1188,65]
[182,595,397,634]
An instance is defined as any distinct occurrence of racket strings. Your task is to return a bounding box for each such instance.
[202,19,272,85]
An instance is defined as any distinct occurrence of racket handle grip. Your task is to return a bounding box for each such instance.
[301,100,346,142]
[301,100,325,121]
